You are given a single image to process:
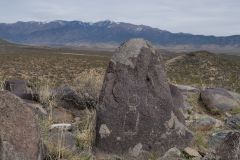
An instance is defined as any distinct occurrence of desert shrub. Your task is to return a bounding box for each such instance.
[72,69,104,108]
[44,139,78,160]
[33,78,56,121]
[75,109,96,151]
[194,132,208,151]
[0,76,6,91]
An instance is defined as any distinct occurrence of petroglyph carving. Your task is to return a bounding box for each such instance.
[123,111,140,135]
[128,94,140,110]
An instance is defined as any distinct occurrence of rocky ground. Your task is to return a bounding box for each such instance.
[0,39,240,160]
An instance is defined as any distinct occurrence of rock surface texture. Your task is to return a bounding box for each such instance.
[227,113,240,129]
[208,130,235,151]
[95,39,192,157]
[0,91,42,160]
[192,115,223,131]
[157,147,184,160]
[216,131,240,160]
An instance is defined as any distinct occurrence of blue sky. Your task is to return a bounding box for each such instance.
[0,0,239,36]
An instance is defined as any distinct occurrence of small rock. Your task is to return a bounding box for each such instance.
[192,115,223,131]
[50,123,72,131]
[200,88,240,114]
[24,100,47,117]
[216,131,240,160]
[94,149,122,160]
[225,112,232,117]
[74,117,81,122]
[226,113,240,129]
[52,107,74,123]
[129,143,143,157]
[228,91,240,102]
[184,147,201,158]
[201,153,216,160]
[208,130,236,151]
[54,85,94,111]
[157,147,184,160]
[47,130,78,153]
[4,79,38,101]
[174,84,199,93]
[99,124,111,139]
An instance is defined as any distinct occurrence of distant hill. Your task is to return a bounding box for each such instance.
[0,38,17,53]
[0,38,112,56]
[0,38,11,45]
[0,20,240,54]
[165,51,240,92]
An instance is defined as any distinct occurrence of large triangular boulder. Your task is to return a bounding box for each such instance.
[0,91,43,160]
[95,39,192,157]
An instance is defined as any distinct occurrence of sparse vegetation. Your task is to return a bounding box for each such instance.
[0,53,108,85]
[34,71,100,160]
[75,109,96,151]
[165,51,240,92]
[0,76,6,91]
[1,42,240,160]
[72,69,104,109]
[1,49,240,94]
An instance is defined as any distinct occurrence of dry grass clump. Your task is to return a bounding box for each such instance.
[34,74,98,160]
[45,142,83,160]
[41,118,94,160]
[0,76,6,91]
[193,132,209,152]
[34,78,55,103]
[74,69,104,98]
[34,78,57,121]
[72,69,104,109]
[75,109,96,151]
[40,109,95,160]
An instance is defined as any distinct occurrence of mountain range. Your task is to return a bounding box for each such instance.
[0,20,240,54]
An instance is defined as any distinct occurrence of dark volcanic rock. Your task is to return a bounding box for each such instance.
[170,84,185,109]
[216,131,240,160]
[4,79,38,101]
[0,91,43,160]
[54,86,94,111]
[157,147,184,160]
[169,84,185,123]
[200,88,240,114]
[226,113,240,129]
[208,130,235,151]
[95,39,192,157]
[190,114,223,132]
